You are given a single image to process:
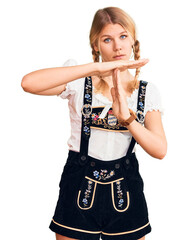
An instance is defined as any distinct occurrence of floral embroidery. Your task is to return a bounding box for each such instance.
[91,107,128,131]
[139,102,144,109]
[83,125,90,134]
[82,180,93,207]
[136,81,148,124]
[85,93,91,101]
[116,181,124,208]
[93,169,115,180]
[81,76,93,138]
[94,115,99,121]
[92,113,99,121]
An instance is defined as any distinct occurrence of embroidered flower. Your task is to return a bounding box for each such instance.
[82,76,92,138]
[81,180,94,207]
[83,126,89,133]
[93,169,115,180]
[94,115,99,121]
[116,181,124,208]
[85,93,91,100]
[93,170,99,178]
[82,198,88,204]
[118,198,124,207]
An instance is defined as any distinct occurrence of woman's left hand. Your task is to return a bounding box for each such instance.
[110,69,130,122]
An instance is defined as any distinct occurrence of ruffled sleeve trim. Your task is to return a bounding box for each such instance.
[144,82,164,116]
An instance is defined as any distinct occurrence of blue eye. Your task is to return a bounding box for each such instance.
[104,38,111,43]
[120,35,127,39]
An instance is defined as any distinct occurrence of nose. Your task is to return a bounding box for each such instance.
[113,38,122,52]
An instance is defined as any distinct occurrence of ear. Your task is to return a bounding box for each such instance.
[93,38,100,52]
[93,43,99,52]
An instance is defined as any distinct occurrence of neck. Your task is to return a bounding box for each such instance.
[103,70,134,91]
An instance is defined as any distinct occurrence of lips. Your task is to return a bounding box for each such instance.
[113,55,126,59]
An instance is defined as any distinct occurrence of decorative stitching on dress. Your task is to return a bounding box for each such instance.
[85,176,124,184]
[82,180,93,207]
[93,169,115,180]
[111,180,130,212]
[136,80,148,124]
[102,222,150,235]
[77,181,97,210]
[52,218,102,234]
[52,218,150,235]
[81,77,93,138]
[91,107,129,131]
[116,181,124,208]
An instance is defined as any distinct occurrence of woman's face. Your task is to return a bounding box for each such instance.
[94,23,134,62]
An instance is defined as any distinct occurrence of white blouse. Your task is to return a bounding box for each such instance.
[58,59,164,161]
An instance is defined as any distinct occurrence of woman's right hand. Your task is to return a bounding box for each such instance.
[21,58,149,96]
[96,58,149,77]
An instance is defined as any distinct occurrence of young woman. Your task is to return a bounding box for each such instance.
[21,6,167,240]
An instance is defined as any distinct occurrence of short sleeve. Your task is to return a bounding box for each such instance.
[144,82,164,116]
[57,59,81,99]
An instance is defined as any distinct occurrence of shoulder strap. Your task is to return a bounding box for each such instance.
[136,80,148,124]
[79,76,93,164]
[126,80,148,157]
[79,78,148,161]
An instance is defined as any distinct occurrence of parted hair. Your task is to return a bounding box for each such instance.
[89,7,140,94]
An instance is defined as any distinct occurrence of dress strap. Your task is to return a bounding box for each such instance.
[126,80,148,157]
[79,76,93,165]
[79,78,148,163]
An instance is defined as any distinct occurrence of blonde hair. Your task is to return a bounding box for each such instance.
[89,7,140,94]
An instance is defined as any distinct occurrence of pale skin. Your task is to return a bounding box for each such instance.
[21,23,167,240]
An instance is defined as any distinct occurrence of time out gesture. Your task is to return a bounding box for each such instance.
[22,57,167,158]
[96,58,149,77]
[21,57,149,96]
[111,68,132,122]
[97,58,149,122]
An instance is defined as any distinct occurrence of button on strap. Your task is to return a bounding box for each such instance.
[81,155,87,161]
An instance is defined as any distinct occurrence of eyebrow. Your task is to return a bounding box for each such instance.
[101,31,128,38]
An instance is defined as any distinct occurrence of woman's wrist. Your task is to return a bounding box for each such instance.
[122,113,131,121]
[88,62,100,76]
[118,109,137,127]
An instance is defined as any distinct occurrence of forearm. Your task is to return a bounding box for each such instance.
[126,120,167,159]
[21,62,99,93]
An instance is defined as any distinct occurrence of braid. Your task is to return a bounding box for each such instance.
[129,39,141,92]
[91,46,108,94]
[134,40,141,80]
[91,46,100,62]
